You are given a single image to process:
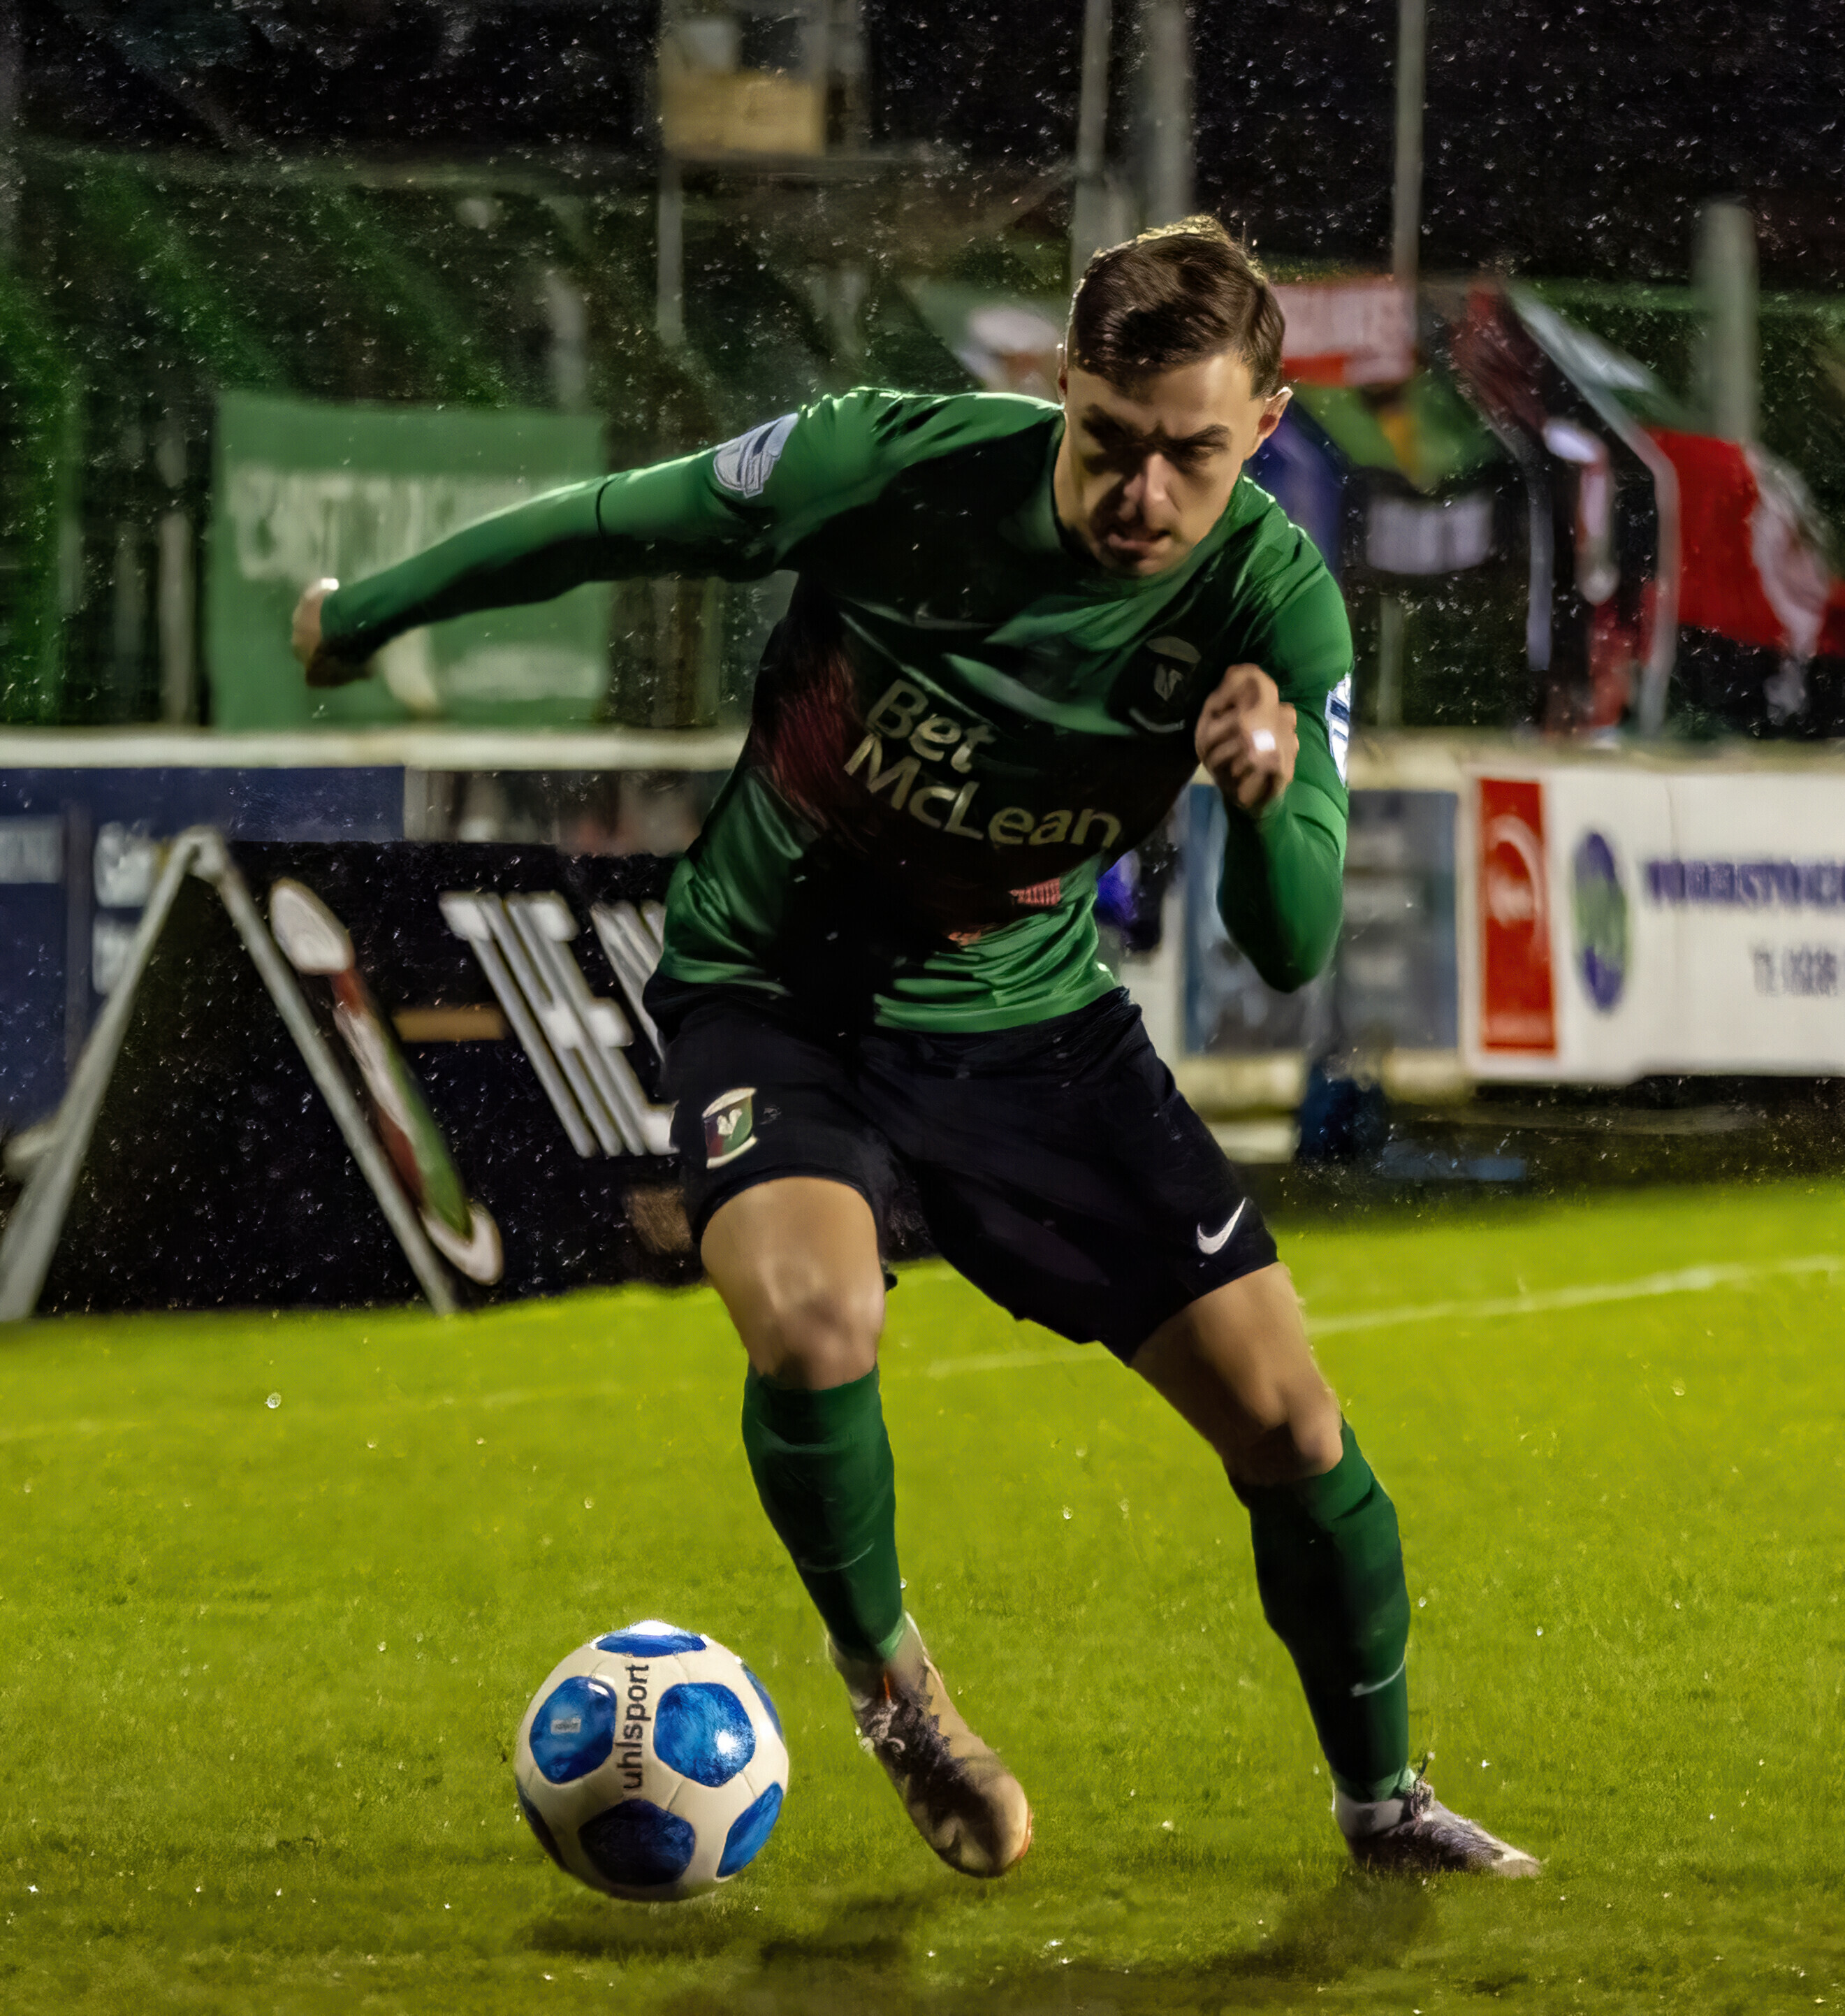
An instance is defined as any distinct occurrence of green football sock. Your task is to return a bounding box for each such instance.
[1237,1422,1415,1804]
[741,1367,907,1665]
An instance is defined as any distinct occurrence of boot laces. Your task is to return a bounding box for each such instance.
[855,1671,955,1784]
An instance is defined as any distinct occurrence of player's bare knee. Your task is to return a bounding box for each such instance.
[752,1269,884,1387]
[1222,1384,1343,1488]
[1288,1391,1346,1476]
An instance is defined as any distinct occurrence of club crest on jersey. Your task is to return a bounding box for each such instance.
[1148,634,1199,702]
[1129,635,1200,732]
[703,1087,759,1168]
[713,414,797,498]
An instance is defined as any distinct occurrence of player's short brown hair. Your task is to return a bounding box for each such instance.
[1067,216,1285,397]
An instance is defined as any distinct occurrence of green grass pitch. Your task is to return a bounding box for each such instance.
[1,1177,1841,2013]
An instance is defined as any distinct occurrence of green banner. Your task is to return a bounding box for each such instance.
[208,392,610,730]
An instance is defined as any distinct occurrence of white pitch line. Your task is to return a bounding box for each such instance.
[924,1344,1099,1379]
[924,1252,1842,1377]
[1304,1253,1841,1337]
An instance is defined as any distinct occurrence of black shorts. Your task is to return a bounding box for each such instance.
[650,982,1277,1363]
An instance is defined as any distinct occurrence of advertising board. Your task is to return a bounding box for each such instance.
[19,841,694,1314]
[1462,764,1845,1079]
[208,393,611,731]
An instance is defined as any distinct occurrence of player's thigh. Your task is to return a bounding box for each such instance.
[701,1177,886,1389]
[877,991,1279,1358]
[1131,1264,1343,1488]
[657,989,896,1390]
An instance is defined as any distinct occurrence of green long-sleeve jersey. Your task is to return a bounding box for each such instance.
[323,387,1353,1034]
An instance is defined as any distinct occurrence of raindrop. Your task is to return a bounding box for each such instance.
[266,1393,281,1409]
[1062,1507,1072,1520]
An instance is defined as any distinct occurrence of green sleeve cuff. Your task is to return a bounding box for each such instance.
[1216,778,1347,993]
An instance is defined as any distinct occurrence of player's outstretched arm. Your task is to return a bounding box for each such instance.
[293,478,618,678]
[288,391,970,688]
[1197,661,1346,992]
[287,392,935,688]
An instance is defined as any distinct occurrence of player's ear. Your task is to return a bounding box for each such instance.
[1056,345,1070,400]
[1253,384,1292,449]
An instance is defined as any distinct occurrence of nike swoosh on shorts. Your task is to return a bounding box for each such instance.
[1195,1199,1247,1256]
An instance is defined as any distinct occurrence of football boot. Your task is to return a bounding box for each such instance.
[829,1617,1033,1878]
[1339,1774,1541,1876]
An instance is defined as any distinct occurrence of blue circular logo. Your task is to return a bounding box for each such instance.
[1572,830,1628,1013]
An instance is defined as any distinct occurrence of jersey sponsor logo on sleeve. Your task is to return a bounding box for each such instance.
[713,414,798,498]
[1326,675,1352,783]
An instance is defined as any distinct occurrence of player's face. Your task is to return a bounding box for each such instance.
[1053,350,1291,577]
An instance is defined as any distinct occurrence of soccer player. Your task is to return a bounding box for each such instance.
[293,219,1538,1881]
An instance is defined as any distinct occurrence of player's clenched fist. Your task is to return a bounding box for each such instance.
[1195,662,1296,815]
[291,578,372,688]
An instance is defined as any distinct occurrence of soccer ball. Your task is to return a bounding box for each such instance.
[513,1620,789,1901]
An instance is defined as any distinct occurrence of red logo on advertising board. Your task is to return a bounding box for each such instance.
[1479,778,1556,1052]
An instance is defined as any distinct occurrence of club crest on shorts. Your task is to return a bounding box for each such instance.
[703,1087,759,1168]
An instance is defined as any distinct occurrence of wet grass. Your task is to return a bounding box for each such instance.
[0,1177,1840,2013]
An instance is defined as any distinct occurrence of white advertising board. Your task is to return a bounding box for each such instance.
[1460,764,1845,1080]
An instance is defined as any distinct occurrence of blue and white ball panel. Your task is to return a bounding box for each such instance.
[527,1674,617,1783]
[578,1797,698,1890]
[717,1781,784,1878]
[513,1621,790,1901]
[594,1624,708,1658]
[655,1681,756,1786]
